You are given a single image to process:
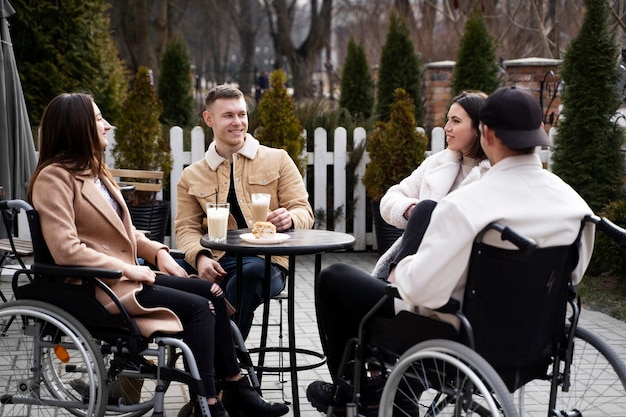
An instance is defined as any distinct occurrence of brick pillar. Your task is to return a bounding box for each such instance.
[422,58,562,138]
[423,61,455,137]
[502,58,562,130]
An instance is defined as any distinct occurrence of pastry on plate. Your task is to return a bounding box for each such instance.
[252,221,276,239]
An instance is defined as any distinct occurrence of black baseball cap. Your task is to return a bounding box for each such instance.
[479,86,552,149]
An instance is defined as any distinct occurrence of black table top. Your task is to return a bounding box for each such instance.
[200,228,355,256]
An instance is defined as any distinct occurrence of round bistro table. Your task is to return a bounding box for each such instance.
[201,228,355,417]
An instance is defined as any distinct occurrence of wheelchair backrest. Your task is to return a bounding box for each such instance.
[16,207,132,334]
[25,209,56,265]
[462,238,578,391]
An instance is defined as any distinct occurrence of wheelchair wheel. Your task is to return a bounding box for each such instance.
[100,343,179,417]
[379,339,518,417]
[516,325,626,416]
[0,299,107,417]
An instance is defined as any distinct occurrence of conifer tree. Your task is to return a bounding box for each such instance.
[113,67,172,204]
[451,4,501,96]
[375,11,423,124]
[256,70,306,175]
[157,35,195,128]
[363,88,427,201]
[11,0,127,124]
[552,0,624,212]
[340,37,374,120]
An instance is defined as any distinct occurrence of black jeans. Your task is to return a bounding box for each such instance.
[135,275,240,397]
[315,264,394,381]
[315,199,438,380]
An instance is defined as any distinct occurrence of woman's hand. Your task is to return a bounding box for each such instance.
[156,249,189,277]
[123,264,156,285]
[404,204,416,220]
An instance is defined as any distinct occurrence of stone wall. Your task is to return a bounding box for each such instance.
[422,57,562,136]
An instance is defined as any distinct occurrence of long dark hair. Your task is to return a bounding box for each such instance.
[451,91,487,160]
[27,93,112,202]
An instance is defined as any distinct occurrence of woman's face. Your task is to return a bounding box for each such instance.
[444,102,477,156]
[93,102,112,150]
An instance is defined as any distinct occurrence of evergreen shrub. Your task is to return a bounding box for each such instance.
[255,69,307,175]
[451,4,501,96]
[157,35,195,128]
[112,67,172,205]
[362,88,427,201]
[375,10,423,124]
[588,200,626,280]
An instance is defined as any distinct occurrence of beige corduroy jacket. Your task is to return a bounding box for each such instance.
[175,134,314,270]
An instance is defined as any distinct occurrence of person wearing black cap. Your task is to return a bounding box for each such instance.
[306,86,595,417]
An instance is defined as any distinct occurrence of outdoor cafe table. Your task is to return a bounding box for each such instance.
[200,228,356,417]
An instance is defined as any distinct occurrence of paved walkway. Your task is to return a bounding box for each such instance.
[2,250,626,417]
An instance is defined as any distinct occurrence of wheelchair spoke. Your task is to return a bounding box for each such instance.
[0,300,107,417]
[380,340,518,417]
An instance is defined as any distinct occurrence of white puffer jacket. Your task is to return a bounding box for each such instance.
[373,149,490,278]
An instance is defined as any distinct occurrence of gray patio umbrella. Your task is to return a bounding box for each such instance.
[0,0,37,202]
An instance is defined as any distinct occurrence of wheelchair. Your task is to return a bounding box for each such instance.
[332,216,626,417]
[0,199,259,417]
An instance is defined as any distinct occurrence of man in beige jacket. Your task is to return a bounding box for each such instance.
[176,84,314,339]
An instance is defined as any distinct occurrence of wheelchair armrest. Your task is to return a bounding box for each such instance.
[384,286,461,314]
[31,263,123,280]
[169,249,185,259]
[30,264,141,338]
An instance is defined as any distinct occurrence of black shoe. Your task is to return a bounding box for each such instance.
[306,380,381,417]
[222,376,289,417]
[209,401,230,417]
[306,381,350,416]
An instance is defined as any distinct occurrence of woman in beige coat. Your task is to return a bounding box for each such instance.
[27,93,288,417]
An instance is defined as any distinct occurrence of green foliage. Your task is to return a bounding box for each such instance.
[552,0,624,212]
[340,37,374,120]
[293,99,376,145]
[112,67,172,204]
[451,4,501,95]
[157,36,196,128]
[588,200,626,280]
[375,11,423,124]
[11,0,127,125]
[256,69,307,175]
[362,88,427,201]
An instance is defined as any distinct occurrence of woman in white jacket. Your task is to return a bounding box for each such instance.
[373,91,491,278]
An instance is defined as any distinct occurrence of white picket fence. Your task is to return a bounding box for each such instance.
[104,126,554,251]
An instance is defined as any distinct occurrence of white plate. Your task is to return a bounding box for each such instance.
[240,232,290,244]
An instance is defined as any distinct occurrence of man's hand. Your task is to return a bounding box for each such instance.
[388,269,397,284]
[196,254,227,283]
[267,207,292,231]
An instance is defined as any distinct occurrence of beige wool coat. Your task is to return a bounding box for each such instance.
[30,164,183,337]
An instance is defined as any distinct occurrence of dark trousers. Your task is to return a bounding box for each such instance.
[389,199,437,271]
[177,256,286,340]
[136,275,240,397]
[315,263,394,381]
[315,200,438,380]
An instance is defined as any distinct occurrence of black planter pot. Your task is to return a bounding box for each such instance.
[371,200,403,256]
[128,200,170,243]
